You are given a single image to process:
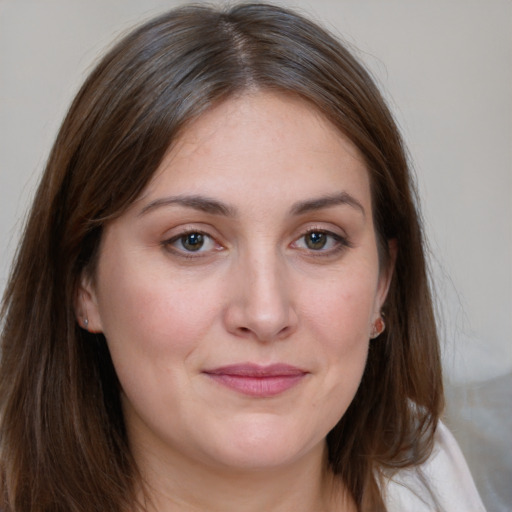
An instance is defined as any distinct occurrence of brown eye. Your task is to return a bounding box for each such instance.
[304,232,328,250]
[292,229,350,256]
[180,233,205,252]
[164,231,217,255]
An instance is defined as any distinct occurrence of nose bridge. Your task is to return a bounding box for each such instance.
[225,243,296,341]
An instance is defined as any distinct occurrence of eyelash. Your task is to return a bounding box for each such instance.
[292,228,352,257]
[162,230,221,259]
[161,228,352,260]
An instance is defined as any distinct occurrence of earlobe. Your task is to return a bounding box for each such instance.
[370,315,386,339]
[75,273,103,333]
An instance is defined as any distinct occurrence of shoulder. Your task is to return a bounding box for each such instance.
[381,422,486,512]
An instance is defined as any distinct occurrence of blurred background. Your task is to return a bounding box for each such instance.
[0,0,510,510]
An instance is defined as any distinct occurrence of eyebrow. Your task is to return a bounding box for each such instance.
[138,191,365,218]
[290,192,365,217]
[138,195,236,217]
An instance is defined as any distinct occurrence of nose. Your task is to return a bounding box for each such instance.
[223,250,298,342]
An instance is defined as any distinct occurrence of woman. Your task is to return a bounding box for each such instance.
[0,3,485,511]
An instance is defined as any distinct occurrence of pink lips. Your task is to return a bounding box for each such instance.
[203,363,307,397]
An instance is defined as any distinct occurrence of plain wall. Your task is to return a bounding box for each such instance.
[1,0,511,509]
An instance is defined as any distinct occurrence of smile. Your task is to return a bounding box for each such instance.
[203,363,308,397]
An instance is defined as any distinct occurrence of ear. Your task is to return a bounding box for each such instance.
[374,238,397,312]
[75,272,104,333]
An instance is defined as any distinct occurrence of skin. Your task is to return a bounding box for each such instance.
[79,91,394,512]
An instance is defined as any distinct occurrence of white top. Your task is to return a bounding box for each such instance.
[383,422,486,511]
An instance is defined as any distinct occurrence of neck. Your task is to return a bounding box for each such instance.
[131,440,354,512]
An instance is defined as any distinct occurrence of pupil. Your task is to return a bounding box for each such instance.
[306,232,326,250]
[182,233,204,251]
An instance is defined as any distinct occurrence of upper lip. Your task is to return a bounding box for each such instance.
[203,363,307,377]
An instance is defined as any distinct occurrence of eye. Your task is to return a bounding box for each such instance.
[292,229,350,254]
[303,231,330,250]
[178,232,208,252]
[163,231,218,255]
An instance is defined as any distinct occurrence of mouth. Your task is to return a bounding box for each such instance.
[203,363,308,397]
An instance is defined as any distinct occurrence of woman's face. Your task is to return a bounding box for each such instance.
[80,92,393,473]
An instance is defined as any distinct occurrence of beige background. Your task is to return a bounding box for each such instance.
[1,1,511,510]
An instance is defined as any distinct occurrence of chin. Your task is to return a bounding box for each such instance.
[199,413,327,471]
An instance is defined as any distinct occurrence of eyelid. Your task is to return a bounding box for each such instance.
[291,226,353,256]
[161,227,224,259]
[159,223,352,261]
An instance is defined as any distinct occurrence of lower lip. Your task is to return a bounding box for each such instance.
[205,373,306,397]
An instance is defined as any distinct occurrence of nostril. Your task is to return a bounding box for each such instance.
[276,325,293,338]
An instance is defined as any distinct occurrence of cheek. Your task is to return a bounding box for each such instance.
[304,267,378,345]
[94,254,223,364]
[301,266,377,405]
[93,259,225,424]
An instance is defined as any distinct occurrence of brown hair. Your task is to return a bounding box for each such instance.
[0,3,443,511]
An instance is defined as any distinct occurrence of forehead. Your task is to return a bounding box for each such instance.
[137,91,371,212]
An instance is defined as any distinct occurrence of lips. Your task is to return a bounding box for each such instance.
[203,363,308,397]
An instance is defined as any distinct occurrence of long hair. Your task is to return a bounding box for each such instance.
[0,3,443,511]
